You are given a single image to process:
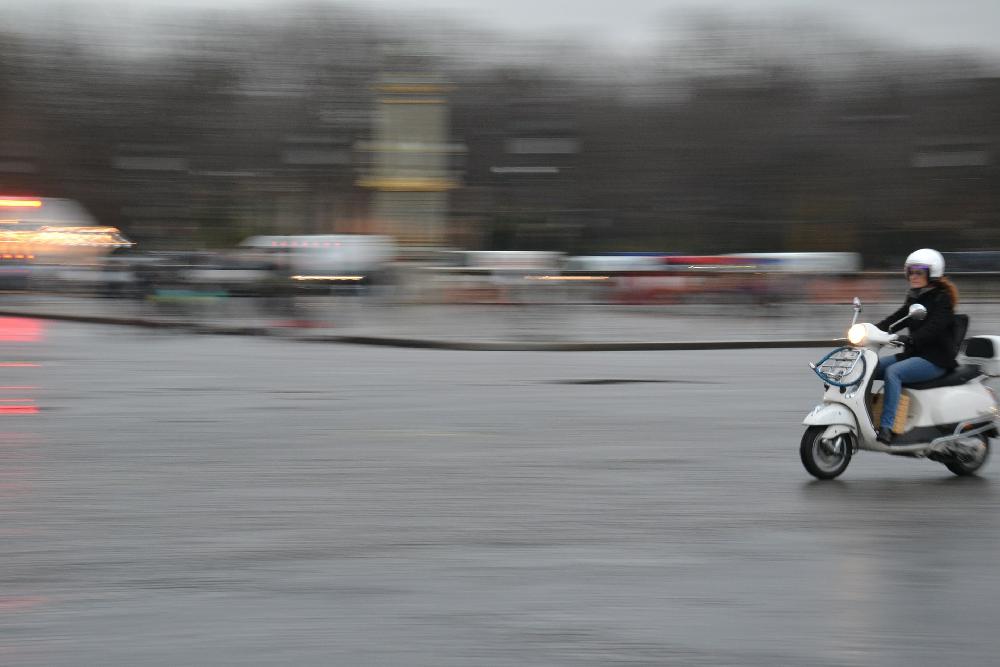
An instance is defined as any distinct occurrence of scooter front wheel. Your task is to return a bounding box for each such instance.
[800,425,853,480]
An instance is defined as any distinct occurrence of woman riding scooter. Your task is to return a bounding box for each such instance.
[873,248,961,444]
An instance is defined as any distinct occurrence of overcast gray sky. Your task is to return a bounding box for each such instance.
[358,0,1000,54]
[5,0,1000,58]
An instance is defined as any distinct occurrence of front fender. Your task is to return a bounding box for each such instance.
[804,403,858,431]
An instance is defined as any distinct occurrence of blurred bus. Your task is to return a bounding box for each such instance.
[609,252,863,273]
[562,254,665,272]
[720,252,861,273]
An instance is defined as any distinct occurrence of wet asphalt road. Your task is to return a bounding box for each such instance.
[3,319,1000,666]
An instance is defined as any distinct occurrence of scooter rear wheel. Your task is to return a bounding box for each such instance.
[800,425,853,480]
[944,433,990,476]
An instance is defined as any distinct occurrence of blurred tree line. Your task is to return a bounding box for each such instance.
[0,6,998,266]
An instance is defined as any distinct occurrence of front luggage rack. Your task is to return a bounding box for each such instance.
[811,346,866,388]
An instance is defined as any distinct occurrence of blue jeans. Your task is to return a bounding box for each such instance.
[874,355,946,431]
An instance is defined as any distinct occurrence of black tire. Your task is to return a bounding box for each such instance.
[800,425,853,480]
[945,433,990,476]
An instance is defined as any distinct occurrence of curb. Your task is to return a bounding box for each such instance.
[0,311,188,330]
[300,335,834,351]
[0,310,835,351]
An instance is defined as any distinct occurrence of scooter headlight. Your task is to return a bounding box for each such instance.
[847,323,868,346]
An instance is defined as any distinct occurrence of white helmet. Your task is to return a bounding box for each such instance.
[904,248,945,279]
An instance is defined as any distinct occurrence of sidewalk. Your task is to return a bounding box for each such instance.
[3,293,1000,351]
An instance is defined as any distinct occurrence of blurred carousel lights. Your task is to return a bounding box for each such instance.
[0,226,133,255]
[0,197,133,256]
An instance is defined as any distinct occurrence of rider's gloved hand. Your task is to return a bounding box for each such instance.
[894,334,913,350]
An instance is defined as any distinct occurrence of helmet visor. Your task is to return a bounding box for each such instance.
[905,264,930,277]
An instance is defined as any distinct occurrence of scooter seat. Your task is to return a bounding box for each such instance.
[904,364,981,390]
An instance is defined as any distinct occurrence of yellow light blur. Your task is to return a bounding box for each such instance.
[291,275,364,281]
[525,275,610,281]
[356,176,458,192]
[0,199,42,208]
[378,98,446,105]
[376,83,453,94]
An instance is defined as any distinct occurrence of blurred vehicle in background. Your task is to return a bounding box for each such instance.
[561,254,665,272]
[174,253,274,297]
[239,234,398,291]
[941,251,1000,273]
[433,250,565,303]
[426,250,868,306]
[0,196,133,292]
[458,250,564,271]
[44,255,139,297]
[608,252,863,305]
[0,260,31,290]
[723,253,861,273]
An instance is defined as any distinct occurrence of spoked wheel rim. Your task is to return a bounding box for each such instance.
[812,433,850,474]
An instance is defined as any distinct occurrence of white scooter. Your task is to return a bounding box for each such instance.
[801,297,1000,479]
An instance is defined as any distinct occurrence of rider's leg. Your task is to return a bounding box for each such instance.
[874,354,900,381]
[880,357,947,435]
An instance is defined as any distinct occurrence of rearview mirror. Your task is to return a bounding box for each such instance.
[908,303,928,321]
[850,296,863,327]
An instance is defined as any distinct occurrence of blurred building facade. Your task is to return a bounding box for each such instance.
[0,10,998,266]
[357,68,461,247]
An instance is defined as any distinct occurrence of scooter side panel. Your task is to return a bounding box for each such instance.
[905,385,994,428]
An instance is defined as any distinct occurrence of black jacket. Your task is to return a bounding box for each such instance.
[875,284,958,370]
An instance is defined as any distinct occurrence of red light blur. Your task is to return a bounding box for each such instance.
[0,317,42,342]
[0,596,48,611]
[0,405,37,414]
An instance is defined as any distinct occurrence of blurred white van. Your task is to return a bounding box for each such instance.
[239,234,397,282]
